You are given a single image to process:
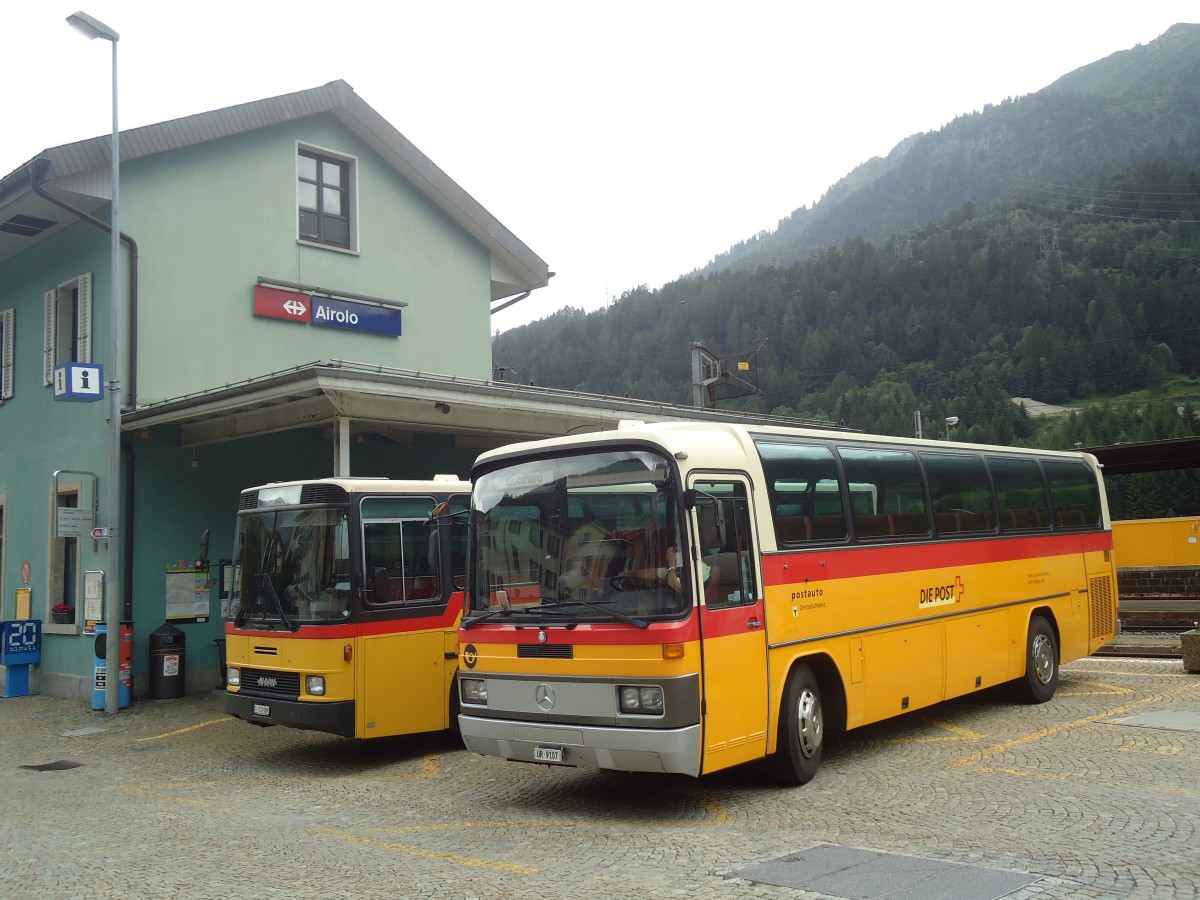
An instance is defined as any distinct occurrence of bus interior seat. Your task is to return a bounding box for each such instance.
[935,512,959,533]
[776,515,813,543]
[855,514,892,538]
[812,516,847,540]
[889,513,930,536]
[1057,508,1087,527]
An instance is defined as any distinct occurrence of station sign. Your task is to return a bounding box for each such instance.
[310,295,402,336]
[253,285,309,322]
[253,285,401,336]
[56,507,94,538]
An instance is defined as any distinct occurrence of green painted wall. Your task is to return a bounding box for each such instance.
[1,109,509,699]
[122,113,494,403]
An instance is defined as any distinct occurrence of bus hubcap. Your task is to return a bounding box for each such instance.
[796,689,823,758]
[1032,633,1054,684]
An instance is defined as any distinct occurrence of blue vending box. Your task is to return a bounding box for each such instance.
[92,623,132,709]
[2,620,41,698]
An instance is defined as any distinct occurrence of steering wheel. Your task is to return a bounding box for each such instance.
[609,573,655,592]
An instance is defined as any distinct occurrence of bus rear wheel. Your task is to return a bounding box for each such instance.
[1014,615,1059,704]
[770,664,824,786]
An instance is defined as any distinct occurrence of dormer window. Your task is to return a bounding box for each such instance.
[298,147,355,251]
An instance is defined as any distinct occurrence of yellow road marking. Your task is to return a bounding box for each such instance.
[312,827,538,873]
[859,716,983,745]
[1059,679,1134,697]
[119,752,439,810]
[137,717,230,742]
[952,680,1200,770]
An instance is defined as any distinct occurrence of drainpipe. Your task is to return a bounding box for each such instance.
[29,160,139,408]
[490,290,530,316]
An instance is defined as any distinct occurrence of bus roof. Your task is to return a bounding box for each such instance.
[472,420,1101,476]
[239,475,471,496]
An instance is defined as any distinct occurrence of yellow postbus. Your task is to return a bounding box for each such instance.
[455,421,1117,783]
[224,476,469,739]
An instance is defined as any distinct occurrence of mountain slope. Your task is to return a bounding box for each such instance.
[694,23,1200,279]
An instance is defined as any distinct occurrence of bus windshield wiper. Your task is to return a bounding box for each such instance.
[238,530,297,632]
[461,606,542,628]
[551,599,648,629]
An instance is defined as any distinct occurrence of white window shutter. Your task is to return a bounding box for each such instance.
[76,272,92,364]
[44,288,57,385]
[1,308,14,400]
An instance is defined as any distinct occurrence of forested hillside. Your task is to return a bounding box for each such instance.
[491,25,1200,517]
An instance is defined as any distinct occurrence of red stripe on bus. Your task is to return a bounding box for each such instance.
[225,595,464,639]
[761,531,1112,584]
[462,616,701,646]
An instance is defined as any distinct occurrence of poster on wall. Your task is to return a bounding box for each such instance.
[165,565,211,623]
[84,570,104,634]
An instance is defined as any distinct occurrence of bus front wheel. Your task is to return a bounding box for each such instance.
[770,664,824,786]
[1015,615,1059,704]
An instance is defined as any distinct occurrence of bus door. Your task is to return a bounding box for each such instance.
[690,476,769,773]
[360,497,455,736]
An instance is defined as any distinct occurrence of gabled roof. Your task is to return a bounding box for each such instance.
[0,80,549,301]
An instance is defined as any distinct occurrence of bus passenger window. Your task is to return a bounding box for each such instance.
[988,457,1051,532]
[921,452,996,535]
[1041,460,1101,528]
[838,447,930,539]
[755,442,847,543]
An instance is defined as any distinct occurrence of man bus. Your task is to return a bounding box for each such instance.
[225,476,468,739]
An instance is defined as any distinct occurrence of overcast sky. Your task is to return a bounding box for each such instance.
[4,2,1196,332]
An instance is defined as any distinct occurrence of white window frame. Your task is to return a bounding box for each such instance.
[43,272,92,385]
[0,308,13,401]
[296,142,358,253]
[0,493,6,618]
[46,480,83,634]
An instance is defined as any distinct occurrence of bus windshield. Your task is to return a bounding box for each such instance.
[467,449,689,625]
[231,506,352,627]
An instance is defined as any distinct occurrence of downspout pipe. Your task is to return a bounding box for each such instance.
[490,290,530,316]
[29,160,139,408]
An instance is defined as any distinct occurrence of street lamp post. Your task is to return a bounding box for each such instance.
[68,10,122,715]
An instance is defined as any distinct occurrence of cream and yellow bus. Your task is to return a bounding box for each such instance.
[455,421,1117,783]
[225,476,469,739]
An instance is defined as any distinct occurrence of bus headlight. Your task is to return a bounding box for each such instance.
[460,678,488,704]
[305,675,326,696]
[226,667,240,687]
[618,685,664,715]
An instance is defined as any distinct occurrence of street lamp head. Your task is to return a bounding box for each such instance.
[67,10,119,42]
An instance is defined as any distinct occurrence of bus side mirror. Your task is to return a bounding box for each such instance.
[371,567,389,601]
[698,499,727,549]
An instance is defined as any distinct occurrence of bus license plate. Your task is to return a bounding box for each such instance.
[534,746,563,763]
[253,703,270,717]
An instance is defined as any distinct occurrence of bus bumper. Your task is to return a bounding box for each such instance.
[458,714,702,776]
[224,691,356,738]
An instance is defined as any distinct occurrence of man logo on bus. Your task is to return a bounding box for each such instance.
[462,644,478,669]
[919,575,964,609]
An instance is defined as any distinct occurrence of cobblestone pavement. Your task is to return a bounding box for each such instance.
[2,657,1198,900]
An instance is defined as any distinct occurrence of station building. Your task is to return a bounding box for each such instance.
[1,81,800,703]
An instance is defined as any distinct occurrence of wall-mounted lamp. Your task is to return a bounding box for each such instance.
[434,401,451,415]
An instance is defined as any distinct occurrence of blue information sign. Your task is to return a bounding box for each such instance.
[1,620,41,664]
[2,620,41,698]
[310,295,402,336]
